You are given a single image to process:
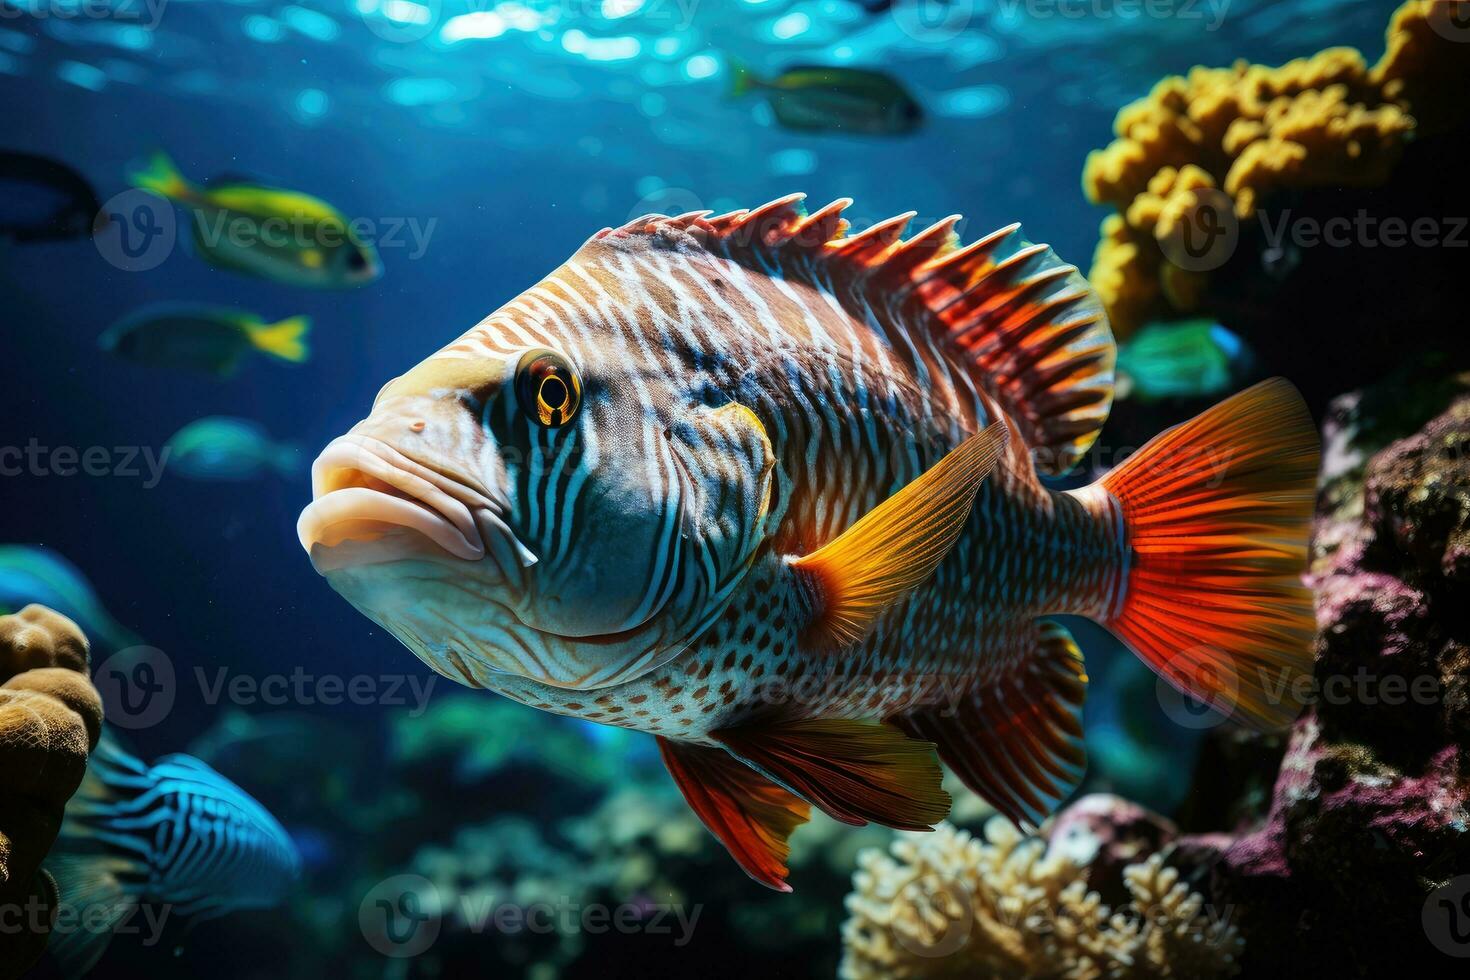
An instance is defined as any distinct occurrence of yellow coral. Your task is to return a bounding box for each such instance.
[839,820,1242,980]
[1373,1,1470,136]
[1083,0,1465,335]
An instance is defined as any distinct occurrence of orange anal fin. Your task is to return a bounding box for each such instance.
[712,719,950,832]
[892,621,1088,831]
[658,736,810,893]
[791,422,1007,648]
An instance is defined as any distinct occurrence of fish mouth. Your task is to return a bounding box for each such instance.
[298,435,505,574]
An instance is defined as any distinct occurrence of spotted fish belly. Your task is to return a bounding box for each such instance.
[481,448,1122,739]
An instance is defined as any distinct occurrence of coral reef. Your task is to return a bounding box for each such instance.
[1083,0,1469,336]
[839,816,1242,979]
[0,605,103,978]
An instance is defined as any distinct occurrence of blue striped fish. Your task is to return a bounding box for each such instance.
[44,739,300,975]
[297,196,1319,891]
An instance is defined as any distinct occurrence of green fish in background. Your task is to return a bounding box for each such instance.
[100,304,311,376]
[0,545,142,652]
[731,62,923,135]
[129,152,381,289]
[1116,319,1255,402]
[166,416,302,481]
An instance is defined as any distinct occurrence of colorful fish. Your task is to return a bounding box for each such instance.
[130,152,380,289]
[100,304,311,376]
[165,416,302,481]
[45,739,300,975]
[297,196,1319,891]
[0,546,141,653]
[731,64,923,136]
[1116,318,1253,403]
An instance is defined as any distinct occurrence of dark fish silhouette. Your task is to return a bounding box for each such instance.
[0,151,103,243]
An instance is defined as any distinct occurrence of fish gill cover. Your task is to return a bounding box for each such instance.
[0,1,1467,978]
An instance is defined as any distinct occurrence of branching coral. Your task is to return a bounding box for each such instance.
[1083,0,1468,335]
[839,820,1242,980]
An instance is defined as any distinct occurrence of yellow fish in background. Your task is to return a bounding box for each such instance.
[100,304,310,376]
[298,196,1319,891]
[130,152,381,289]
[731,63,924,136]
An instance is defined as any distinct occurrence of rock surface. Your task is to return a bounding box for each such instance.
[1211,385,1470,975]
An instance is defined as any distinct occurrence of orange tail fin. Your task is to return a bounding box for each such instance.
[1097,378,1320,729]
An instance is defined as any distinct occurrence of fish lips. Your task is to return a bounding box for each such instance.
[297,434,532,578]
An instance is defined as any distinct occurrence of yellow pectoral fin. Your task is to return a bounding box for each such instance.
[245,315,311,363]
[792,421,1008,648]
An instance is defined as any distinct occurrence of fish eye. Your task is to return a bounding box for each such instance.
[515,349,582,428]
[347,250,368,271]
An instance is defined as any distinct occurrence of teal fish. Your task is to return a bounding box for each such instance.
[130,152,381,289]
[0,546,140,652]
[100,304,311,376]
[165,417,301,481]
[731,63,923,135]
[45,739,300,976]
[1116,319,1253,402]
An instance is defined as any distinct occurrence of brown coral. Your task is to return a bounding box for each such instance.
[1082,0,1467,336]
[0,605,103,979]
[839,820,1242,979]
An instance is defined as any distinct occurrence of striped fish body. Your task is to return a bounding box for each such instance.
[479,266,1122,735]
[45,740,300,975]
[300,196,1320,891]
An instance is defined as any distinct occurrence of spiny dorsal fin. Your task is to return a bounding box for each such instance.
[600,196,1115,475]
